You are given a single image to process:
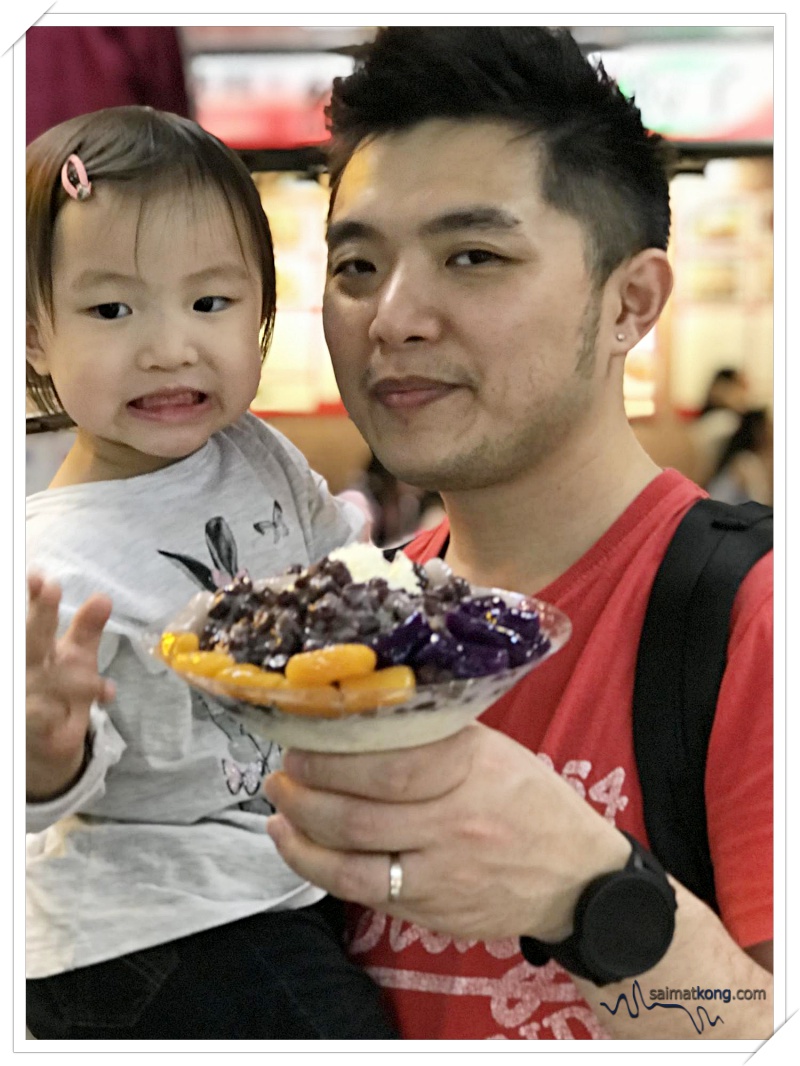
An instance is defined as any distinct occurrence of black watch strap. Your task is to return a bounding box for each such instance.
[519,832,677,986]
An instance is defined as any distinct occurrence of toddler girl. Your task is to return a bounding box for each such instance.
[25,106,396,1040]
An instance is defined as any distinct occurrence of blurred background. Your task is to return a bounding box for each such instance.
[25,25,775,543]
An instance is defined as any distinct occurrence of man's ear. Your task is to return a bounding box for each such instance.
[611,249,673,352]
[26,322,50,375]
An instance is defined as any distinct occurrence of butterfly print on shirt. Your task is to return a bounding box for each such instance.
[222,757,265,797]
[157,504,289,592]
[253,500,289,543]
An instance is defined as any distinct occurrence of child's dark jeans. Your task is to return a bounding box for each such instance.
[27,897,398,1040]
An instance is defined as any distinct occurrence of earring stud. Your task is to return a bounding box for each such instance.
[616,332,625,342]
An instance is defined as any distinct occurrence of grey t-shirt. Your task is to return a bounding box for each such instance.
[26,413,365,978]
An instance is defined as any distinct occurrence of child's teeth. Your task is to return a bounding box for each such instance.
[138,391,197,408]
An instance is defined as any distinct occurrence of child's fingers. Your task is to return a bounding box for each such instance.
[60,666,113,710]
[25,577,62,668]
[99,677,116,704]
[27,571,60,605]
[28,664,101,723]
[28,662,115,740]
[27,571,45,600]
[64,594,113,656]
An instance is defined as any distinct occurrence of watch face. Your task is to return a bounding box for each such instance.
[580,872,676,980]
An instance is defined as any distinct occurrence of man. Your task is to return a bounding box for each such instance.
[262,27,773,1040]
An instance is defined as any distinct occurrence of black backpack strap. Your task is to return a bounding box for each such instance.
[633,498,772,911]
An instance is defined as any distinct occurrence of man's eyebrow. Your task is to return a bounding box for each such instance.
[419,207,522,236]
[326,219,378,250]
[326,208,522,250]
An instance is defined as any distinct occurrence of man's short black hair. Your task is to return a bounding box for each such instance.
[326,27,675,282]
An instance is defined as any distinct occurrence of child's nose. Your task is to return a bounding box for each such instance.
[137,321,200,370]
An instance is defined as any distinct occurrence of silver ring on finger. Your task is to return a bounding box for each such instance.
[388,852,403,903]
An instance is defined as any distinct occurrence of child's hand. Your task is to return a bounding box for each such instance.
[26,573,115,802]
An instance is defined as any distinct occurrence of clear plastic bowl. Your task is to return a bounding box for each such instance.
[144,590,571,753]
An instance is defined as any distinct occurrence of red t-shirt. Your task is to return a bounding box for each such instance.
[346,469,773,1040]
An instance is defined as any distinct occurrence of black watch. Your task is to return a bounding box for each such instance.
[519,832,677,986]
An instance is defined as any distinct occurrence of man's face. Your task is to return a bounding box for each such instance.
[322,119,618,493]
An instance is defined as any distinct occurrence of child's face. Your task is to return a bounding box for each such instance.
[27,185,264,479]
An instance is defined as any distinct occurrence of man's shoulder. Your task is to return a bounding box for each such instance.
[730,550,773,638]
[660,493,772,631]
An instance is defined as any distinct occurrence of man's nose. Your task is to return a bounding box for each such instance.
[368,264,443,348]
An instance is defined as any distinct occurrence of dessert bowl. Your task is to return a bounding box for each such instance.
[144,587,571,753]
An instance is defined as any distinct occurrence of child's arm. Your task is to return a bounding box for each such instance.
[26,572,116,802]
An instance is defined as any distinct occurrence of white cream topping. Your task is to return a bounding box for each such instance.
[327,542,427,593]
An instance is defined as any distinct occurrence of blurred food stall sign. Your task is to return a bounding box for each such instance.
[592,41,772,143]
[190,52,356,149]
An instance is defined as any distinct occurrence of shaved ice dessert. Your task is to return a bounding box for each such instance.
[154,543,569,751]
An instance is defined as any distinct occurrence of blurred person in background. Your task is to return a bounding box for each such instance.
[689,366,753,485]
[699,367,751,417]
[27,26,191,143]
[706,408,773,506]
[416,489,446,531]
[358,453,428,547]
[341,454,445,546]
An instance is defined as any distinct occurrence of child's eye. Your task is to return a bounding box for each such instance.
[194,296,231,313]
[90,302,131,320]
[449,249,502,267]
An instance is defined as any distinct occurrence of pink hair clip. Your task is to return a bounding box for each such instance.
[61,154,92,201]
